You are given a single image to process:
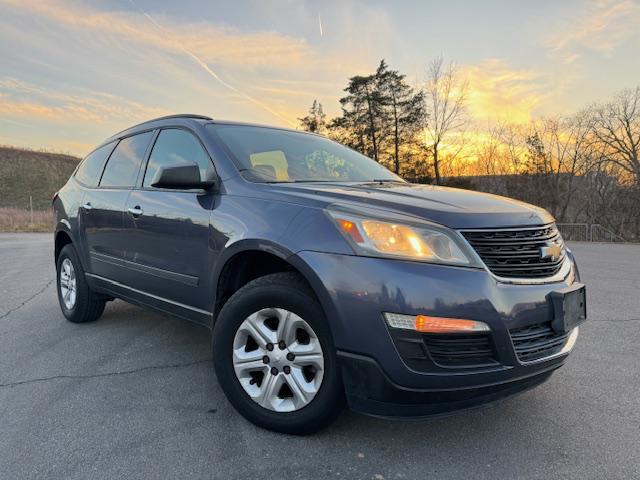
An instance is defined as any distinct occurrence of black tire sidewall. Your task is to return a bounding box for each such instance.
[213,275,343,434]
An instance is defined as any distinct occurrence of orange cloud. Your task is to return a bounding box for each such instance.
[462,59,549,124]
[1,0,378,128]
[0,78,167,123]
[3,0,349,73]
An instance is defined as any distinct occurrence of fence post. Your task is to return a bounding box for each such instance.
[29,195,33,225]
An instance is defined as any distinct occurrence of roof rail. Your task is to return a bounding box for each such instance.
[105,114,213,143]
[139,113,213,123]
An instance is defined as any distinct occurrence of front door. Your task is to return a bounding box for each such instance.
[122,128,216,313]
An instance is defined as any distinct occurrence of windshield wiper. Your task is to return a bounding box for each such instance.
[356,179,406,186]
[264,179,338,184]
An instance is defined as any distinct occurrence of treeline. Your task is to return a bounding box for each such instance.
[298,58,640,240]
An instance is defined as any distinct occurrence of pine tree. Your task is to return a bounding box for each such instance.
[298,100,327,134]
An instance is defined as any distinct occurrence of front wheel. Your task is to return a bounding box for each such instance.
[213,272,344,434]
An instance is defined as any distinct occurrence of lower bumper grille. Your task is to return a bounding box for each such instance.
[423,333,496,367]
[388,328,498,371]
[510,322,570,362]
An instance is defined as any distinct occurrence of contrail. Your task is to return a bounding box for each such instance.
[318,13,323,37]
[128,0,297,127]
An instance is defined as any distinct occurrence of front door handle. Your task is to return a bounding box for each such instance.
[82,202,93,211]
[127,206,144,218]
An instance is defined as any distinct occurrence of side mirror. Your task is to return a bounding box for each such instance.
[151,162,218,190]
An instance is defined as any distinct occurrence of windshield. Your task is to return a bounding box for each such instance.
[208,124,403,183]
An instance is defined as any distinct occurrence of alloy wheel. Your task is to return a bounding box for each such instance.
[59,258,77,310]
[232,308,325,412]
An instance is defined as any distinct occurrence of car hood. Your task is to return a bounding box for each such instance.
[270,182,554,229]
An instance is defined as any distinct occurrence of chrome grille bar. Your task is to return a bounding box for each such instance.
[461,224,566,279]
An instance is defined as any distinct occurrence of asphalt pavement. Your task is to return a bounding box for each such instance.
[0,233,639,479]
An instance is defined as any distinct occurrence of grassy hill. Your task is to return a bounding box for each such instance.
[0,146,80,231]
[0,146,80,211]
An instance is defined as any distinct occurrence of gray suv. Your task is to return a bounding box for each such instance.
[53,114,587,434]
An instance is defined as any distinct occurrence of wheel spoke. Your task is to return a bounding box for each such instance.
[275,309,294,344]
[245,311,278,346]
[232,348,267,376]
[257,373,282,408]
[233,347,264,364]
[290,338,323,362]
[234,363,268,385]
[284,370,310,407]
[293,352,324,369]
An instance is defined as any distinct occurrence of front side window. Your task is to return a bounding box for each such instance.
[75,142,115,187]
[99,131,153,188]
[143,129,212,188]
[208,125,402,183]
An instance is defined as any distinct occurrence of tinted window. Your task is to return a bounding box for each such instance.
[75,142,114,187]
[208,125,401,183]
[143,129,212,187]
[100,132,153,188]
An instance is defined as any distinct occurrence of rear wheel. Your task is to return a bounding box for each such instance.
[56,244,106,323]
[213,272,344,434]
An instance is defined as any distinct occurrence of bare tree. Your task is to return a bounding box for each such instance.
[591,87,640,185]
[424,56,468,184]
[524,113,593,219]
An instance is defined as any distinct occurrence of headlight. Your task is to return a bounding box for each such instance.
[326,206,479,266]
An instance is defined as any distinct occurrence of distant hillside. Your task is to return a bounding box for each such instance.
[0,146,81,210]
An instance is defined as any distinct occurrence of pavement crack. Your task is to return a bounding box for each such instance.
[0,358,212,388]
[0,278,55,320]
[590,318,640,323]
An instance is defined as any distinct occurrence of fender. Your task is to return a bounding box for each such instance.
[285,251,345,346]
[54,219,73,260]
[207,239,339,343]
[207,238,296,318]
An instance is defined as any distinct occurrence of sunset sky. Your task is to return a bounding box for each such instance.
[1,0,639,156]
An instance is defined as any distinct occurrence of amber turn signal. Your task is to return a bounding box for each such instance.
[384,312,490,333]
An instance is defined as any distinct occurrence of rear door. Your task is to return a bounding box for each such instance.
[122,128,216,311]
[79,131,154,282]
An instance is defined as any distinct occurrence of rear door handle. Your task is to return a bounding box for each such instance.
[82,202,93,211]
[127,206,144,218]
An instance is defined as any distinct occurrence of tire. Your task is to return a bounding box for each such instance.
[213,272,344,434]
[56,244,106,323]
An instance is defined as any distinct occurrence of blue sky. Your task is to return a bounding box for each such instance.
[1,0,639,155]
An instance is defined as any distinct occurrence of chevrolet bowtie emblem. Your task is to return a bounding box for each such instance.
[540,242,562,261]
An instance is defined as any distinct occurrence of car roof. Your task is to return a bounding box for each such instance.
[98,114,312,149]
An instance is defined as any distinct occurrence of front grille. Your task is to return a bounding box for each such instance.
[423,333,496,367]
[510,322,570,362]
[462,224,566,279]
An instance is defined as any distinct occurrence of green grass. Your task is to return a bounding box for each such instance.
[0,146,80,211]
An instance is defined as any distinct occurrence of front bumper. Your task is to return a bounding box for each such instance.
[293,250,582,417]
[339,351,560,417]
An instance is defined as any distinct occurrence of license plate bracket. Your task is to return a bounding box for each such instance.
[549,284,587,334]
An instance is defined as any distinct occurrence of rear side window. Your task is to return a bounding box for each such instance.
[75,142,114,187]
[100,131,153,188]
[143,129,212,187]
